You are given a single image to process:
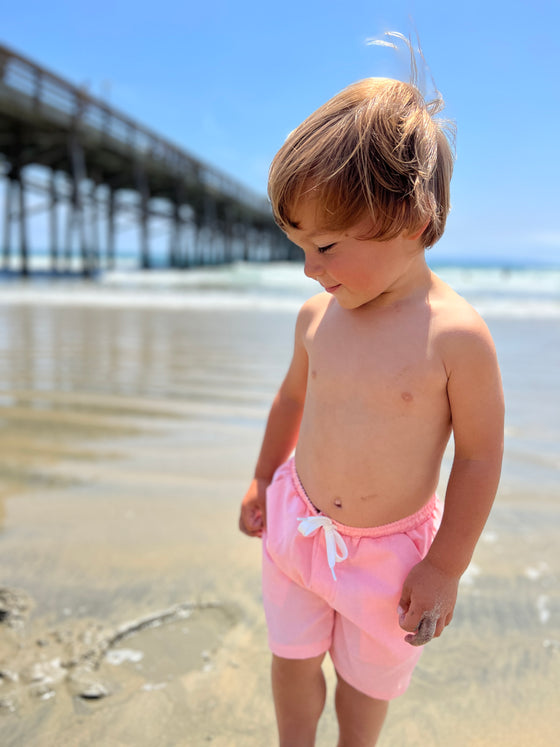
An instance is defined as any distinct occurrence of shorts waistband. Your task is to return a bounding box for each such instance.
[288,457,438,539]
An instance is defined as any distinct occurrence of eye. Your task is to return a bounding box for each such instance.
[317,243,335,253]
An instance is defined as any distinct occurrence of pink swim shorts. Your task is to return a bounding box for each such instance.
[262,458,443,700]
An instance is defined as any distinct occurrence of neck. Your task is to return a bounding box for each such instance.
[365,252,432,311]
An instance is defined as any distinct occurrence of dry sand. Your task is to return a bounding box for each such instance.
[0,304,558,746]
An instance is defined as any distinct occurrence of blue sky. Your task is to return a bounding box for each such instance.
[2,0,560,265]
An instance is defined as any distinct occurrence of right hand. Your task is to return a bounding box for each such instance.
[398,557,459,646]
[239,478,268,537]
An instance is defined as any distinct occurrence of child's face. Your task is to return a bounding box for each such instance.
[285,200,426,310]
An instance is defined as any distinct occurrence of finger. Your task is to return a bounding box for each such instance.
[397,591,410,617]
[433,617,446,638]
[238,515,251,536]
[239,514,258,537]
[405,613,438,646]
[430,612,452,639]
[399,606,423,633]
[238,512,262,537]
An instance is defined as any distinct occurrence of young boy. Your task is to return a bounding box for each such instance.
[239,77,504,746]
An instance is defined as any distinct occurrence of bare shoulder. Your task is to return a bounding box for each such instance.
[428,274,497,369]
[299,291,331,315]
[296,291,331,331]
[429,275,504,461]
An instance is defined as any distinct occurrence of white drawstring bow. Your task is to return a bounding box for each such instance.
[297,515,349,580]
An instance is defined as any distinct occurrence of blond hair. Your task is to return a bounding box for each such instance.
[268,78,454,248]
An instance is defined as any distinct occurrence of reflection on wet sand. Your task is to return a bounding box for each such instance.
[0,302,558,746]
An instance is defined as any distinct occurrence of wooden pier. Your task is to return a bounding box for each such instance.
[0,43,295,276]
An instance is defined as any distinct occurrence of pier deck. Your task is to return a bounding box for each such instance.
[0,43,293,275]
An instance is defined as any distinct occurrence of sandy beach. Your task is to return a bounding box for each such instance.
[0,288,559,746]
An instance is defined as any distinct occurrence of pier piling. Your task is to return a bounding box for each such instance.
[0,43,291,275]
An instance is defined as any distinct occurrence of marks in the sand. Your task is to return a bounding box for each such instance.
[0,588,32,630]
[100,606,229,687]
[0,592,236,716]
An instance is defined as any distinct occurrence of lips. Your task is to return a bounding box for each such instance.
[323,284,341,293]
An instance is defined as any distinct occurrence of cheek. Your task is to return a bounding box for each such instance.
[333,258,373,287]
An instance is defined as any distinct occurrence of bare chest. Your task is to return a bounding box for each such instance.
[304,306,447,412]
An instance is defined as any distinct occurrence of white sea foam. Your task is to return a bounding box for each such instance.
[434,266,560,318]
[524,562,550,581]
[105,648,144,666]
[0,285,305,312]
[536,595,551,625]
[460,563,481,586]
[0,262,557,317]
[141,682,168,691]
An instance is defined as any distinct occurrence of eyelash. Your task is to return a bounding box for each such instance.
[317,243,335,253]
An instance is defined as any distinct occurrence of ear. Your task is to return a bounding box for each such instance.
[406,221,429,241]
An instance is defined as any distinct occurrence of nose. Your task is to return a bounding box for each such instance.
[303,254,323,280]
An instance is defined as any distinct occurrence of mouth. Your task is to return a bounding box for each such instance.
[323,284,341,294]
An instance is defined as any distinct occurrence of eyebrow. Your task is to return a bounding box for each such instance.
[287,219,319,237]
[286,220,332,241]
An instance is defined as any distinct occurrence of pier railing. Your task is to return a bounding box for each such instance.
[0,43,292,275]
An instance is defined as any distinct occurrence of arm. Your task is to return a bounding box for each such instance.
[239,304,310,537]
[400,317,504,645]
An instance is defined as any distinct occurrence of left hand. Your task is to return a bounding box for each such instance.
[398,557,460,646]
[238,478,268,538]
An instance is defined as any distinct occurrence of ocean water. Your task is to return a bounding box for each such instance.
[0,261,558,746]
[0,261,558,500]
[1,261,559,316]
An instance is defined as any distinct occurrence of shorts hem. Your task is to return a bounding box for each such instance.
[268,637,331,660]
[331,654,416,701]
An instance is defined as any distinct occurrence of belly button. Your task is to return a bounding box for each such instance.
[333,498,343,508]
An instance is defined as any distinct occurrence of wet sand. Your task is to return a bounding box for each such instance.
[0,303,559,746]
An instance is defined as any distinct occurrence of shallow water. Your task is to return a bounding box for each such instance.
[0,267,558,745]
